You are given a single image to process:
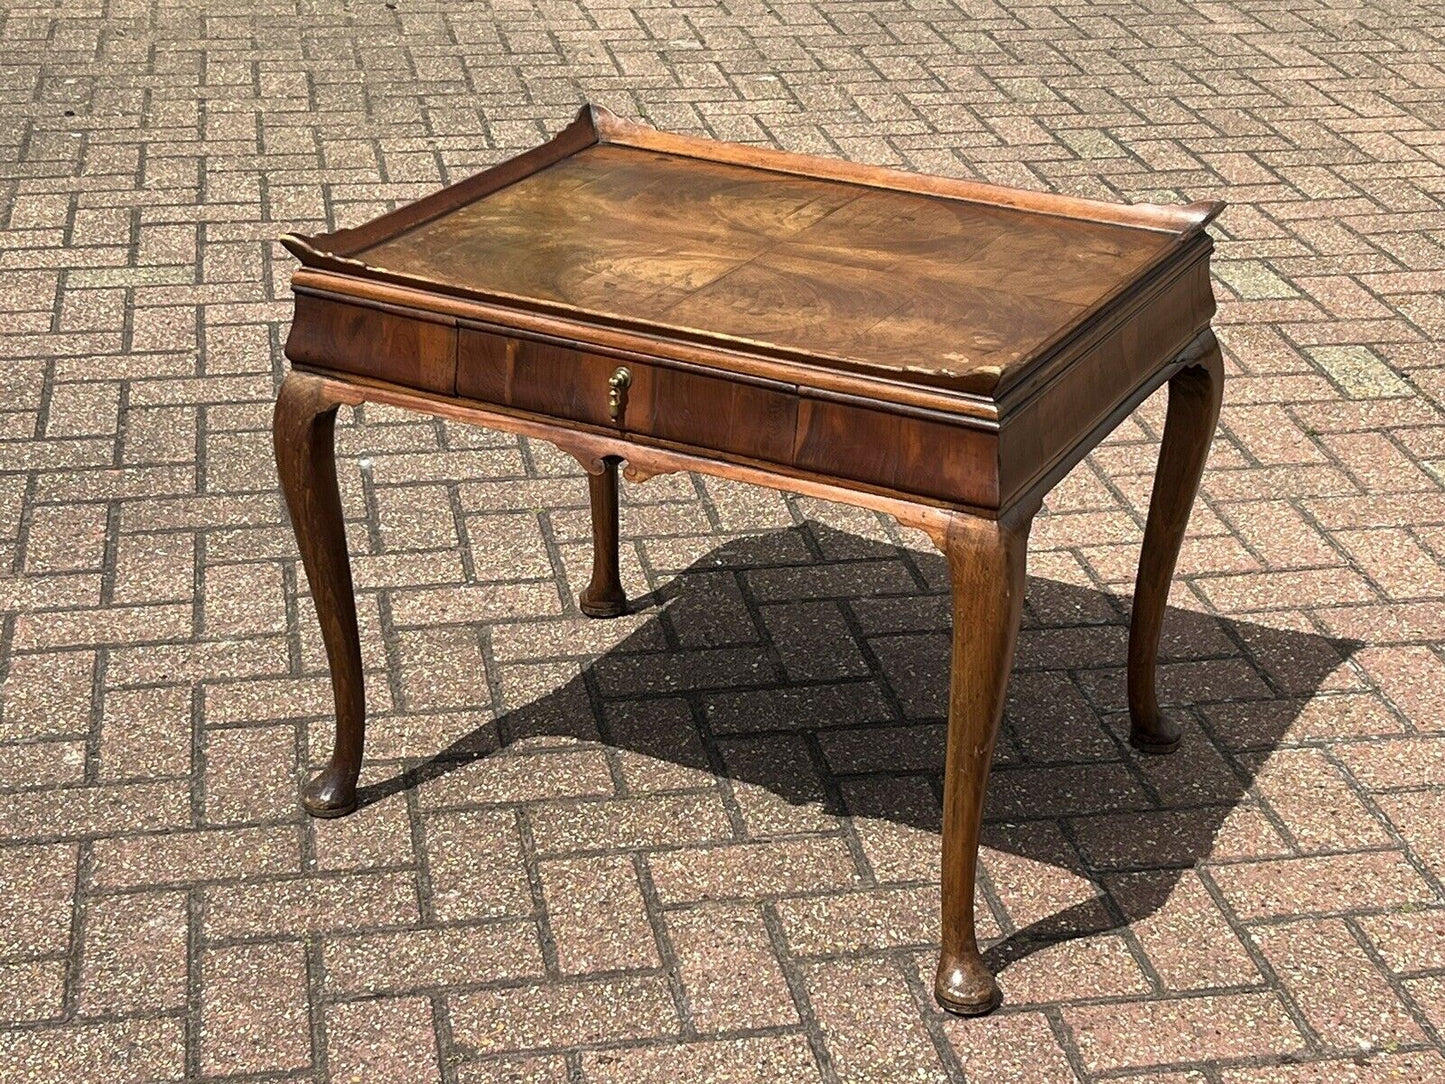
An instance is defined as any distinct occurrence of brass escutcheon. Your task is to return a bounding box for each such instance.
[608,366,632,422]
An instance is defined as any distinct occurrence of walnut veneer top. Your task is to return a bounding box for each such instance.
[288,107,1219,398]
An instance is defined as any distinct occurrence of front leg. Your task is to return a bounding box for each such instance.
[274,371,365,817]
[933,505,1034,1015]
[579,456,627,618]
[1128,333,1224,752]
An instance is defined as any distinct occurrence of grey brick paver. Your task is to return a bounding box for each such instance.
[2,0,1445,1080]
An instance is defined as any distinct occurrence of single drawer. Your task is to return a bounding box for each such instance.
[286,293,457,395]
[793,396,998,507]
[458,329,623,429]
[457,327,798,465]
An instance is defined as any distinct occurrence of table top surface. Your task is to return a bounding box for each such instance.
[289,107,1218,398]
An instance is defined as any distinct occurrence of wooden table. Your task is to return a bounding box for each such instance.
[274,106,1224,1016]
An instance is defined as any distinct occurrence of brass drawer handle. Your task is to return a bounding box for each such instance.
[608,366,632,422]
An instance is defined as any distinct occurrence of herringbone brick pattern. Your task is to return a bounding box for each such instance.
[2,0,1444,1080]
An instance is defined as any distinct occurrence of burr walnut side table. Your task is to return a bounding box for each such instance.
[274,105,1224,1016]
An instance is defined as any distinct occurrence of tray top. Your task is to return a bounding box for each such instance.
[287,107,1220,398]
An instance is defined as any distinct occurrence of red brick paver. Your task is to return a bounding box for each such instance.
[2,0,1444,1081]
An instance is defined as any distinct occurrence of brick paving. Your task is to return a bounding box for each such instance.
[2,0,1444,1080]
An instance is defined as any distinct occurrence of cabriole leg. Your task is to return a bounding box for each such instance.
[934,506,1034,1015]
[274,371,365,817]
[1127,333,1224,753]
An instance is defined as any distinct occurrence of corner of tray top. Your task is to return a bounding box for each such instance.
[278,111,608,265]
[279,231,335,266]
[580,102,664,145]
[1177,199,1226,234]
[278,231,383,286]
[1141,198,1225,238]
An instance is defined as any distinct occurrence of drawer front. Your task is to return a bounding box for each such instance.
[630,365,797,464]
[793,397,998,507]
[286,293,457,395]
[458,328,797,465]
[459,330,621,429]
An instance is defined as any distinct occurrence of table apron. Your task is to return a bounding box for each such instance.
[285,261,1214,517]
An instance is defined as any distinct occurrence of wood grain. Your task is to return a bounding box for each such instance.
[285,293,457,396]
[589,104,1223,235]
[792,395,997,507]
[358,144,1176,396]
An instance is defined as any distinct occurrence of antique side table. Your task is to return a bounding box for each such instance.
[274,106,1224,1016]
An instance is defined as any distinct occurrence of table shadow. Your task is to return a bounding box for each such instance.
[355,522,1360,971]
